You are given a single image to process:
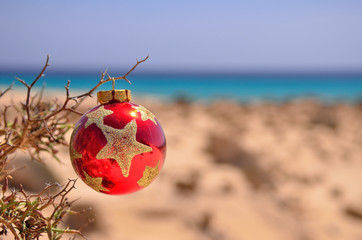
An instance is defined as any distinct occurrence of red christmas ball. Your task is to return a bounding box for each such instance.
[69,90,166,195]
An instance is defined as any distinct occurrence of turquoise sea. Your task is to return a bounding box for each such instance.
[1,73,362,103]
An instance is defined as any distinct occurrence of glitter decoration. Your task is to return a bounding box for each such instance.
[132,105,157,125]
[137,161,160,188]
[84,106,113,128]
[83,171,109,192]
[69,123,82,160]
[96,120,152,177]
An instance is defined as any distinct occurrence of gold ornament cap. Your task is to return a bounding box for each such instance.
[97,89,132,104]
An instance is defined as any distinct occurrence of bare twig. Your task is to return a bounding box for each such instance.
[43,120,57,141]
[0,179,84,239]
[2,105,10,129]
[74,55,149,100]
[34,56,148,122]
[0,216,22,240]
[16,55,50,121]
[0,55,149,239]
[0,82,14,99]
[123,55,149,82]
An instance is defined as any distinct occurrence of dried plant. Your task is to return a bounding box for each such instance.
[0,55,148,239]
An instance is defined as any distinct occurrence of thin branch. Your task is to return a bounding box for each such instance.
[0,82,14,98]
[2,105,10,130]
[43,120,56,141]
[122,55,149,82]
[64,108,83,115]
[16,77,29,88]
[41,81,71,120]
[73,55,149,100]
[0,216,23,240]
[31,56,149,122]
[16,56,50,121]
[35,82,46,107]
[0,130,14,147]
[30,55,50,88]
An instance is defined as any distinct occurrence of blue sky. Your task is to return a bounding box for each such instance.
[1,0,362,73]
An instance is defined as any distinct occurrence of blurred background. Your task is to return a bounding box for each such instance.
[1,1,362,240]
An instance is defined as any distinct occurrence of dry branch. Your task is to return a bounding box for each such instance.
[0,55,148,239]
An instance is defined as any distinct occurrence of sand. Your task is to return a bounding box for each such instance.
[2,90,362,240]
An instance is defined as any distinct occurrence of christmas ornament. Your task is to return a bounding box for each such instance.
[69,85,166,195]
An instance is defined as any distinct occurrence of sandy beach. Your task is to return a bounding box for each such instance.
[2,90,362,240]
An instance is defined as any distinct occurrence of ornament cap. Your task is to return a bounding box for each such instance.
[97,90,132,104]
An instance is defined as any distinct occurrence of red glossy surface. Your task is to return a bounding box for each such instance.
[70,102,166,195]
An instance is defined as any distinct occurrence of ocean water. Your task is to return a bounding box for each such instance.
[1,73,362,103]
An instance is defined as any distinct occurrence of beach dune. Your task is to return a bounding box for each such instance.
[2,90,362,240]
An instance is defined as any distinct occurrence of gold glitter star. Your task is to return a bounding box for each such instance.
[83,171,109,192]
[137,161,160,188]
[132,105,157,125]
[85,106,113,128]
[96,120,152,177]
[69,123,82,159]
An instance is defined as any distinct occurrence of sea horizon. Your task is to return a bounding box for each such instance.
[1,66,362,76]
[1,71,362,103]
